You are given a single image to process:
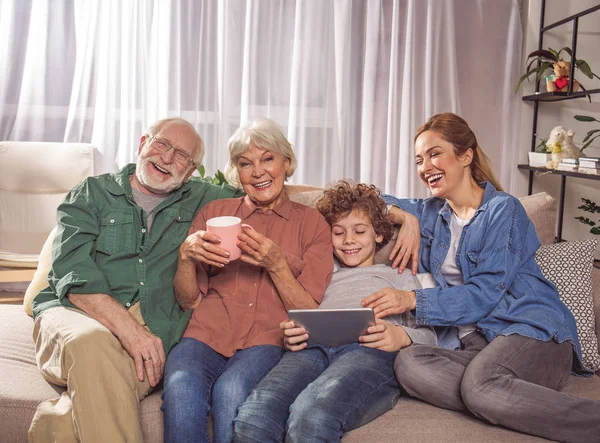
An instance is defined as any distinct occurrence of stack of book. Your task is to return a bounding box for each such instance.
[557,158,578,171]
[578,157,600,175]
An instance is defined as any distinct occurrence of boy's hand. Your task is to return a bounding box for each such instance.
[280,319,309,352]
[361,288,416,318]
[359,320,412,352]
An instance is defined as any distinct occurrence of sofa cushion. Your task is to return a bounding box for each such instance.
[518,192,557,246]
[0,304,164,443]
[23,192,559,315]
[3,300,599,443]
[343,373,600,442]
[535,239,600,371]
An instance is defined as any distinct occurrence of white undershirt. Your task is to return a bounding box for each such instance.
[441,212,477,339]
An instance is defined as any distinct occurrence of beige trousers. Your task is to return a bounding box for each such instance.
[28,303,153,443]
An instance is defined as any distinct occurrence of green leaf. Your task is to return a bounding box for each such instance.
[575,59,594,79]
[579,199,600,213]
[574,115,599,123]
[575,216,596,226]
[591,226,600,235]
[215,170,228,185]
[558,46,572,58]
[515,63,552,92]
[527,49,557,62]
[197,164,206,178]
[582,129,600,143]
[549,47,560,59]
[581,134,600,152]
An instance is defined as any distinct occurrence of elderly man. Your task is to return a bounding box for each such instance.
[28,118,244,443]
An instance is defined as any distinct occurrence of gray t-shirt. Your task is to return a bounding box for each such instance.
[319,264,437,346]
[131,187,167,232]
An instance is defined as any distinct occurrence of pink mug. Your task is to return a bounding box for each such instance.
[206,216,253,261]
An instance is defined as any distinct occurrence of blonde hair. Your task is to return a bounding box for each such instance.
[415,113,503,192]
[145,117,205,165]
[224,118,297,188]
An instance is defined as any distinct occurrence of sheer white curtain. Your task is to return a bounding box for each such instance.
[0,0,523,197]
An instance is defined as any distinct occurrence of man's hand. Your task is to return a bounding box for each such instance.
[67,293,167,387]
[117,322,166,387]
[280,319,309,352]
[361,288,416,319]
[359,320,413,352]
[180,230,230,267]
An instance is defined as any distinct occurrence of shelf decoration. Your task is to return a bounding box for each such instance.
[515,47,599,98]
[545,126,579,169]
[528,137,551,167]
[575,198,600,236]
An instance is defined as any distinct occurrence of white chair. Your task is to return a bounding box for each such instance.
[0,142,95,284]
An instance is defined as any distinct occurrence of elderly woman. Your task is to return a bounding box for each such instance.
[161,118,333,443]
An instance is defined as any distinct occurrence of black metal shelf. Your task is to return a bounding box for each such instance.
[520,0,600,242]
[522,89,600,102]
[541,4,600,32]
[518,165,600,242]
[518,165,600,181]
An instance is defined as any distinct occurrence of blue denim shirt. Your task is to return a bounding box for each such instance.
[383,182,586,374]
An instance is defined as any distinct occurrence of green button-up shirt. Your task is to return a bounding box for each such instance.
[32,164,243,353]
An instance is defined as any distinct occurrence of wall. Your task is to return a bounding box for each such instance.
[517,0,600,258]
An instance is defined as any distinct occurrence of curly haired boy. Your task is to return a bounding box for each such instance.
[233,180,436,442]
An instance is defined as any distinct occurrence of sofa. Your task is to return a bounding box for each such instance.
[1,190,599,443]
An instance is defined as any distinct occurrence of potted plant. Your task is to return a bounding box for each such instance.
[574,115,600,153]
[191,164,229,185]
[528,137,551,167]
[575,198,600,236]
[515,46,599,94]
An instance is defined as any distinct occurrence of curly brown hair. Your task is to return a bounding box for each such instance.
[316,180,394,249]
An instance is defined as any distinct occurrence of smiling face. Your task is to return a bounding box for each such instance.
[237,145,290,209]
[331,209,383,268]
[132,122,198,196]
[414,130,474,200]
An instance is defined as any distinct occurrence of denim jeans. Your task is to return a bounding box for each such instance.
[395,333,600,443]
[232,343,400,442]
[161,338,284,443]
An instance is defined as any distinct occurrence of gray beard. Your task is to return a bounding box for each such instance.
[135,157,185,195]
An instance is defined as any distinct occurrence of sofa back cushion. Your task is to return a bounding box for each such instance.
[288,190,559,266]
[23,191,559,316]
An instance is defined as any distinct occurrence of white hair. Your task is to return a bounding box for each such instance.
[224,118,297,187]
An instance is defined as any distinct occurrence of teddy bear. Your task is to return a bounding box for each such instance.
[546,60,580,93]
[545,126,579,169]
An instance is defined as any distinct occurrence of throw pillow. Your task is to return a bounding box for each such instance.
[535,239,600,372]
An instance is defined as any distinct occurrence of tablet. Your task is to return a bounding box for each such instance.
[287,308,375,347]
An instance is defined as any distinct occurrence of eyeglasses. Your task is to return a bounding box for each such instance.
[148,136,196,166]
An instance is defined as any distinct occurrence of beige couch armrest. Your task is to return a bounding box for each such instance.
[23,227,56,316]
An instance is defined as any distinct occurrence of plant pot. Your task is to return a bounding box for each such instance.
[528,152,551,167]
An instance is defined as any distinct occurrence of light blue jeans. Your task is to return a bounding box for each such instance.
[161,338,284,443]
[232,343,400,442]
